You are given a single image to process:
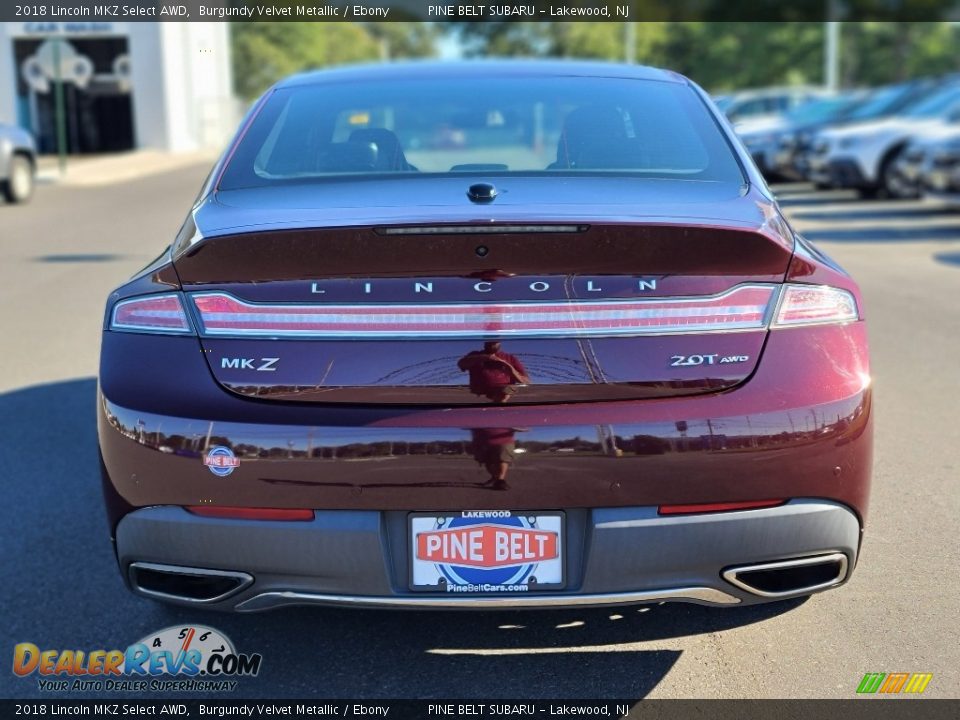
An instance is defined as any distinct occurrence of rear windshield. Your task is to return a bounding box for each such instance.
[218,75,745,189]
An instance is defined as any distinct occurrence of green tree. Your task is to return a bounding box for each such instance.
[451,21,960,91]
[841,22,959,86]
[231,22,437,100]
[364,22,437,60]
[450,22,825,89]
[660,23,824,91]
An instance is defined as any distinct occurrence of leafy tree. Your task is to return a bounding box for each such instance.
[448,21,960,91]
[231,22,438,99]
[661,23,825,91]
[364,22,437,60]
[841,22,959,86]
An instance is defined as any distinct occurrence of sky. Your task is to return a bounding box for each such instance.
[436,31,464,59]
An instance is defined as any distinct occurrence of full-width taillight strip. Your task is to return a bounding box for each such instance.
[190,286,777,339]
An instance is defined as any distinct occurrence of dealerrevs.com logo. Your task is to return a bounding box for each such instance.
[13,626,261,693]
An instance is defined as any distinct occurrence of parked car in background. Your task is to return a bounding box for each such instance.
[790,83,934,187]
[716,86,830,125]
[736,92,867,180]
[889,119,960,201]
[0,123,36,204]
[914,127,960,209]
[98,61,872,612]
[808,78,960,198]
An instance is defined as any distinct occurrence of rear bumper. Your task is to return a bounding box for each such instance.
[805,155,873,188]
[820,158,872,189]
[922,189,960,208]
[116,500,861,611]
[921,165,960,201]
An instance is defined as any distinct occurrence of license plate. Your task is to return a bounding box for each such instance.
[409,511,565,593]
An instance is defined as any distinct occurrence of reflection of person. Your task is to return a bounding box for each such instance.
[457,341,529,403]
[471,427,517,490]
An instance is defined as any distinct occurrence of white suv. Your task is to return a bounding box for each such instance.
[808,83,960,198]
[717,87,829,124]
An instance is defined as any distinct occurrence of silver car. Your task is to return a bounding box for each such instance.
[0,124,37,204]
[918,130,960,208]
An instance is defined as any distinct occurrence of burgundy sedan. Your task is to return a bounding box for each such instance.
[98,61,871,611]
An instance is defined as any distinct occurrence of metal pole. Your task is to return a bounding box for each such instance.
[51,37,67,176]
[625,22,636,64]
[825,18,840,91]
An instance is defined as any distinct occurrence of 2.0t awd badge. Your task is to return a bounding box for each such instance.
[670,354,750,367]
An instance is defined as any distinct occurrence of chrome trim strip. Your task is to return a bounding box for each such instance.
[128,562,254,604]
[722,552,849,598]
[234,586,741,612]
[189,283,778,340]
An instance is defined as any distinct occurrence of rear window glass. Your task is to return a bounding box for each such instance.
[219,75,745,189]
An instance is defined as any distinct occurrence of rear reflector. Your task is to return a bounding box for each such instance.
[110,294,192,334]
[774,285,858,327]
[191,285,777,339]
[658,500,786,516]
[185,506,314,521]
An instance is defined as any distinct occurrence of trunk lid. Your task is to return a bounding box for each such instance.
[175,185,793,405]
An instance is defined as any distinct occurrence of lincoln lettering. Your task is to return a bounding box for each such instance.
[308,279,657,294]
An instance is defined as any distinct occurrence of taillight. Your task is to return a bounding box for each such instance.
[110,294,193,334]
[190,285,777,338]
[185,506,314,521]
[773,284,858,327]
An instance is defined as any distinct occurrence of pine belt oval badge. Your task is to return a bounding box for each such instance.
[410,511,564,592]
[204,446,239,476]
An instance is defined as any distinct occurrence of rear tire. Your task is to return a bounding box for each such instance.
[2,155,34,204]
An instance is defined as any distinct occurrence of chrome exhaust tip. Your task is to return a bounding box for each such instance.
[722,552,849,598]
[128,562,253,604]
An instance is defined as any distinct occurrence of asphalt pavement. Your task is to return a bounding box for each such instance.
[0,168,958,700]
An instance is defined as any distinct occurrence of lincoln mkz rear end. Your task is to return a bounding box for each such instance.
[98,62,872,611]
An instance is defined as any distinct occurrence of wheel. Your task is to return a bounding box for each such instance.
[880,151,919,200]
[2,155,34,204]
